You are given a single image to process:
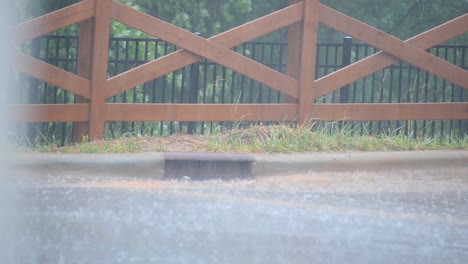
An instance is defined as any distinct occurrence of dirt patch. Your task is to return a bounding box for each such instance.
[138,134,210,152]
[56,134,213,153]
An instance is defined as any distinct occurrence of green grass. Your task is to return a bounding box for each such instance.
[205,124,468,153]
[28,137,142,154]
[22,123,468,153]
[70,138,142,153]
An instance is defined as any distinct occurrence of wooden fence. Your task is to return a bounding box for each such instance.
[11,0,468,141]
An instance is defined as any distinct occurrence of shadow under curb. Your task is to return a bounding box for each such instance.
[163,152,255,180]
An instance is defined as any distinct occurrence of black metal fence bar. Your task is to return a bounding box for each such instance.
[12,35,467,146]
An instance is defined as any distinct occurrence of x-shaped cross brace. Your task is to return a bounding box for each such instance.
[107,1,303,99]
[314,5,468,100]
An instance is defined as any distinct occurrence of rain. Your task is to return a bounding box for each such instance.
[10,168,468,264]
[4,0,468,263]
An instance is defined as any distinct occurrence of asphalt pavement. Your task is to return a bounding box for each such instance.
[11,167,468,264]
[6,150,468,263]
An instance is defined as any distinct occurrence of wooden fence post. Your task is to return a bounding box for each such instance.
[88,0,111,140]
[284,0,302,104]
[73,17,94,143]
[297,0,319,125]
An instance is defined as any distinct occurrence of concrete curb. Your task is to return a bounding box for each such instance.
[13,150,468,179]
[252,151,468,176]
[14,152,165,179]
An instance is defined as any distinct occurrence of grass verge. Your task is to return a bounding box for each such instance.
[32,137,143,153]
[25,124,468,153]
[206,125,467,153]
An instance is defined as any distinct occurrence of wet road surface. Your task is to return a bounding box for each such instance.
[12,168,468,264]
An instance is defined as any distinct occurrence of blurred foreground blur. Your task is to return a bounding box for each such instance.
[0,4,16,263]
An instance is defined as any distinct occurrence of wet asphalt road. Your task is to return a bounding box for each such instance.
[11,168,468,264]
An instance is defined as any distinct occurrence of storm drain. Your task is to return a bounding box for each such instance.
[163,152,255,180]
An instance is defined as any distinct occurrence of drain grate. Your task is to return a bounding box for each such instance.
[163,152,255,180]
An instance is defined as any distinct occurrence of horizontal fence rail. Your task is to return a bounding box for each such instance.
[9,0,468,146]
